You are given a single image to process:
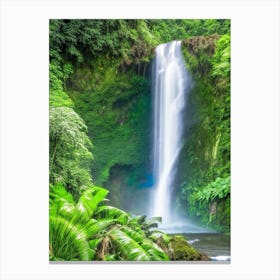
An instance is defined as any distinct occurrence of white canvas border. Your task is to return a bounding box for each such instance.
[0,0,279,279]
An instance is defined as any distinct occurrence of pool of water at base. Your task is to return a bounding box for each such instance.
[181,233,231,261]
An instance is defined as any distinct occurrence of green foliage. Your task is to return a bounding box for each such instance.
[49,215,94,260]
[50,19,230,66]
[49,19,157,65]
[193,176,230,203]
[148,19,230,43]
[76,186,108,217]
[49,51,74,107]
[182,176,230,231]
[211,34,230,78]
[49,185,105,260]
[95,206,129,224]
[178,32,230,232]
[49,106,93,198]
[109,229,150,261]
[49,184,170,261]
[106,222,169,261]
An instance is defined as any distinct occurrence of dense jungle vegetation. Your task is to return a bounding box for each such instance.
[49,19,230,261]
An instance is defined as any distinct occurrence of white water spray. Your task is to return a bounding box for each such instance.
[150,41,191,225]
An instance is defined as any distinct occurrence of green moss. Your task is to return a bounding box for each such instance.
[66,56,151,207]
[169,236,209,261]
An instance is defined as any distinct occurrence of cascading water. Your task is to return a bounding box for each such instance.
[150,41,191,225]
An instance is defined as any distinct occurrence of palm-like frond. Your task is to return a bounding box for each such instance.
[104,254,117,261]
[140,239,169,261]
[50,185,95,226]
[109,229,151,261]
[50,216,94,260]
[121,226,169,261]
[90,219,122,236]
[50,184,109,260]
[50,184,75,204]
[76,186,109,217]
[89,238,103,249]
[120,225,145,242]
[88,238,103,259]
[128,215,146,226]
[95,205,129,224]
[128,215,161,234]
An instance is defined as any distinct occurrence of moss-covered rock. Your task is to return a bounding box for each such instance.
[169,235,210,261]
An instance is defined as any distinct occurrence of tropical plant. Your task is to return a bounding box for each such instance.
[183,176,230,229]
[49,184,169,261]
[49,184,105,260]
[193,176,230,203]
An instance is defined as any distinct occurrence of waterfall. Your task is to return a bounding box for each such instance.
[150,41,191,225]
